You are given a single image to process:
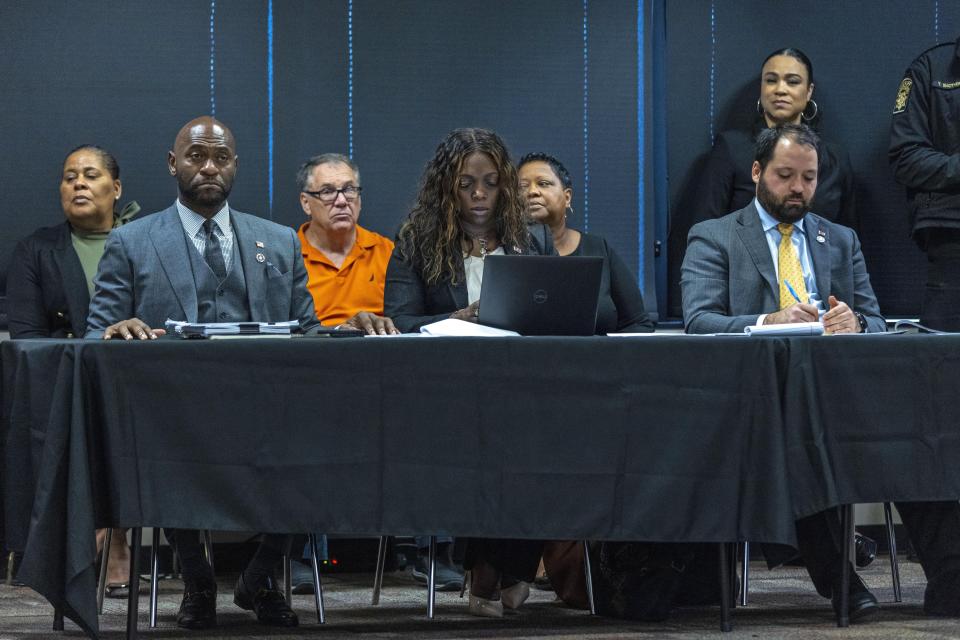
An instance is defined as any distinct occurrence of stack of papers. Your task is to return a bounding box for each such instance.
[165,319,300,338]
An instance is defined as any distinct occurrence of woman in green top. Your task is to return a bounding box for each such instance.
[6,144,138,595]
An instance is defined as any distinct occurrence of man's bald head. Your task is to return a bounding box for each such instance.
[173,117,236,154]
[168,116,238,218]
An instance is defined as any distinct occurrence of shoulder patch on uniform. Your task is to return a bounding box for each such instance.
[893,77,913,114]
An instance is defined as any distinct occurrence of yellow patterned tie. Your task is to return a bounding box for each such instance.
[778,223,808,310]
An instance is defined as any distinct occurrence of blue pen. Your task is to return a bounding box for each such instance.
[783,279,803,304]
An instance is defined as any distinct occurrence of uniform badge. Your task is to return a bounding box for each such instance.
[893,77,912,114]
[256,253,266,263]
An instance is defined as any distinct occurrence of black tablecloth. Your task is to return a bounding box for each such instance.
[781,335,960,514]
[4,334,960,637]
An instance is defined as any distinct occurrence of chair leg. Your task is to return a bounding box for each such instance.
[884,502,902,603]
[581,541,596,615]
[97,527,113,614]
[740,542,750,606]
[718,543,732,632]
[283,554,293,604]
[5,551,15,586]
[200,530,215,577]
[728,542,738,609]
[837,505,854,628]
[149,528,160,628]
[372,536,388,605]
[126,527,142,640]
[308,534,325,624]
[427,536,437,620]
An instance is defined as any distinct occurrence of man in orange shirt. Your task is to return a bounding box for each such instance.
[296,153,397,333]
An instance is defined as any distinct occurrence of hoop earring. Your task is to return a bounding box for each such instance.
[756,99,764,116]
[801,99,819,122]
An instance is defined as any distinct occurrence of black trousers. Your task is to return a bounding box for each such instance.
[791,502,960,597]
[165,528,292,582]
[921,230,960,331]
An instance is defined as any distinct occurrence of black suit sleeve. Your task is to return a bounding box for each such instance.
[834,147,859,231]
[690,132,738,225]
[383,249,452,333]
[6,238,52,338]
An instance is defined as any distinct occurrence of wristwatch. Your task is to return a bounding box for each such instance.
[854,311,868,333]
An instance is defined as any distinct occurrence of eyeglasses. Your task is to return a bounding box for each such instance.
[302,186,362,204]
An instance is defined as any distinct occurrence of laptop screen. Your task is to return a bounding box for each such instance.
[477,255,603,336]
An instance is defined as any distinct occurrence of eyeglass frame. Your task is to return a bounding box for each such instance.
[302,185,363,204]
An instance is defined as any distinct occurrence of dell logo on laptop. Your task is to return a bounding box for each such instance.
[533,289,548,304]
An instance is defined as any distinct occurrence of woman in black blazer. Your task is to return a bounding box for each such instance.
[6,145,138,595]
[384,128,549,617]
[690,47,857,231]
[385,128,554,334]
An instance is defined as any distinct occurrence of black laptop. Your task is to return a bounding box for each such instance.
[477,255,603,336]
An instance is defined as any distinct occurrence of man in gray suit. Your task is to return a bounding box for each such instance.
[682,124,884,336]
[682,124,960,621]
[86,117,312,629]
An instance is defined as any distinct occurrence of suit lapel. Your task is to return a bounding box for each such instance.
[231,212,269,321]
[150,206,198,322]
[736,204,778,300]
[53,223,92,335]
[805,214,832,302]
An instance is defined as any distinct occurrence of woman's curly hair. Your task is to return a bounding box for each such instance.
[397,128,530,286]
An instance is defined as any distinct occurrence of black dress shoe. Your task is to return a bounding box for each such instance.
[177,583,217,630]
[234,573,299,627]
[831,574,879,623]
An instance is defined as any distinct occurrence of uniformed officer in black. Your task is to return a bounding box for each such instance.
[890,36,960,331]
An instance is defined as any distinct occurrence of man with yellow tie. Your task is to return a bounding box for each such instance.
[681,123,884,335]
[680,123,960,622]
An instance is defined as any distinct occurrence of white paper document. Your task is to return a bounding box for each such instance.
[420,318,520,337]
[743,322,824,336]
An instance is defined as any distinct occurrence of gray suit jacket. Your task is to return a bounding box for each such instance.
[681,202,885,334]
[85,204,318,337]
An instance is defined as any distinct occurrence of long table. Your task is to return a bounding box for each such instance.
[3,334,960,637]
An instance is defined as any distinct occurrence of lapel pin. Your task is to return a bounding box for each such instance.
[255,241,264,248]
[256,252,266,263]
[816,229,827,243]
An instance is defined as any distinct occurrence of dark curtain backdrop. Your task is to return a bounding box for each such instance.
[664,0,960,318]
[0,0,644,313]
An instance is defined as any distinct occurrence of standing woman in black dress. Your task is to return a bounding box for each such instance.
[690,47,858,230]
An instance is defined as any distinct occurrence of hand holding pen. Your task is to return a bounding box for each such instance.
[763,279,821,325]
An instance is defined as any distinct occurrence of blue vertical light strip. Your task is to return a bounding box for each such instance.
[267,0,274,218]
[709,1,716,143]
[935,0,940,44]
[636,0,644,286]
[582,0,589,231]
[348,0,354,158]
[209,1,216,116]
